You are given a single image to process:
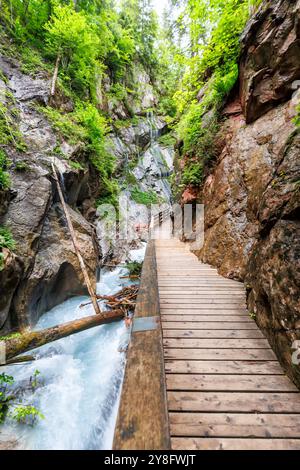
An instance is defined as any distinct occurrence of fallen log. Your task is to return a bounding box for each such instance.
[4,310,123,361]
[52,164,102,316]
[5,355,36,365]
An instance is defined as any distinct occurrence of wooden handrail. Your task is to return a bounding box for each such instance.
[113,241,170,450]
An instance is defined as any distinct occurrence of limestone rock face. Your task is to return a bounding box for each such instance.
[246,220,300,387]
[197,0,300,387]
[0,249,23,331]
[12,204,99,328]
[240,0,300,123]
[0,56,100,331]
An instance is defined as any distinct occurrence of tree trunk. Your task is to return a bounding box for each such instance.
[4,310,123,361]
[52,164,102,316]
[50,54,60,97]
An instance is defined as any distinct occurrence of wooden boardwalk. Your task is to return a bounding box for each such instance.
[155,239,300,450]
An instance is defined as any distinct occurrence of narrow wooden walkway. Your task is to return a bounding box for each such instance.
[155,239,300,450]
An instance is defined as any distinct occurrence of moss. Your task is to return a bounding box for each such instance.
[158,133,176,147]
[130,186,160,206]
[0,149,10,189]
[0,99,27,152]
[69,160,85,171]
[14,161,30,172]
[0,332,21,342]
[0,226,16,271]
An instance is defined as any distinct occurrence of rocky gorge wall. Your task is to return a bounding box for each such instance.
[0,52,173,334]
[195,0,300,386]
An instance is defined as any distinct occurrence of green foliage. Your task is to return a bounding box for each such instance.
[0,226,16,251]
[130,186,160,206]
[171,0,261,190]
[158,133,176,147]
[294,104,300,127]
[0,332,21,341]
[42,102,118,199]
[10,405,44,425]
[0,149,10,189]
[0,371,44,426]
[0,225,16,271]
[0,101,27,152]
[14,160,30,172]
[181,161,203,186]
[125,260,143,276]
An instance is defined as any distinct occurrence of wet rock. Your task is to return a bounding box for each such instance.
[0,56,100,332]
[181,186,198,205]
[198,98,297,278]
[246,220,300,387]
[0,248,23,332]
[0,55,50,105]
[12,203,99,327]
[197,2,300,387]
[240,0,300,123]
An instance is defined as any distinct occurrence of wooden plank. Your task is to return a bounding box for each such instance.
[160,300,246,306]
[169,413,300,438]
[160,293,245,297]
[166,374,297,392]
[161,309,249,314]
[164,348,276,361]
[163,338,270,349]
[164,360,283,375]
[168,391,300,413]
[161,315,252,322]
[163,329,265,339]
[162,318,257,328]
[171,437,300,450]
[162,321,259,330]
[113,241,170,450]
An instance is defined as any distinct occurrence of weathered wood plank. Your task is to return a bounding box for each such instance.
[161,318,257,328]
[169,413,300,438]
[166,374,297,392]
[161,314,252,322]
[168,391,300,413]
[164,348,276,361]
[171,437,300,450]
[164,360,283,375]
[163,329,265,339]
[161,309,249,315]
[163,338,270,349]
[160,300,246,306]
[162,322,262,332]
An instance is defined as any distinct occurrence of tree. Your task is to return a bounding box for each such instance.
[44,3,101,95]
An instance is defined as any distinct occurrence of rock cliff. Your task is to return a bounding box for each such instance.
[0,56,100,332]
[0,53,173,333]
[196,0,300,386]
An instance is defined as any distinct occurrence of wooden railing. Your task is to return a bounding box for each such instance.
[113,241,170,450]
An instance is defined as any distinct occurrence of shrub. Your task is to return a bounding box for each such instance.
[130,187,160,206]
[0,149,10,189]
[125,261,143,276]
[181,162,203,186]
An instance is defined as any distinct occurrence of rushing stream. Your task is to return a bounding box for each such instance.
[0,245,146,450]
[0,111,173,450]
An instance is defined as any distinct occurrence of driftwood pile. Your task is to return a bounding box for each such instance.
[80,285,139,315]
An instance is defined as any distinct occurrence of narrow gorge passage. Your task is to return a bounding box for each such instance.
[0,0,299,455]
